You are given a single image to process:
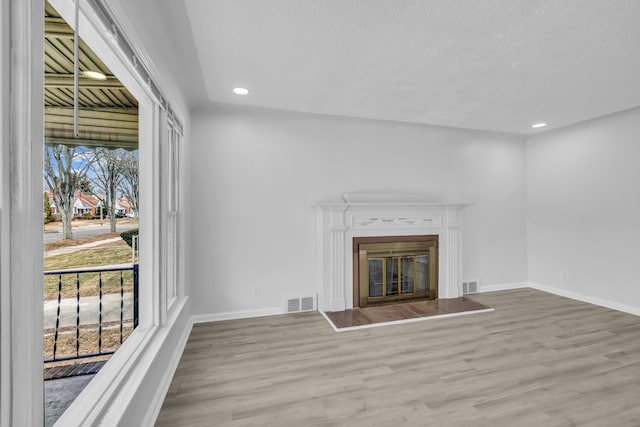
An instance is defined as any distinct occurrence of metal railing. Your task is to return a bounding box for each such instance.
[44,264,138,362]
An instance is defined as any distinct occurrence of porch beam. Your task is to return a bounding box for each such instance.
[45,73,123,89]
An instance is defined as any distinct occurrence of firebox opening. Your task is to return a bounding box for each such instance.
[353,236,438,308]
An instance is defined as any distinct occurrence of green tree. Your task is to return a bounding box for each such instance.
[76,175,92,193]
[43,192,52,223]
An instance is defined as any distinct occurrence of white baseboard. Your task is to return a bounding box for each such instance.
[529,282,640,316]
[192,306,283,323]
[143,314,194,426]
[479,281,530,293]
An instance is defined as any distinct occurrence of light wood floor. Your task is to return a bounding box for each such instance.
[156,289,640,426]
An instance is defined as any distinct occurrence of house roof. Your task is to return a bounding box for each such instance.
[117,198,132,210]
[75,192,101,208]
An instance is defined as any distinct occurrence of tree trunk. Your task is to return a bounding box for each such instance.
[109,179,117,232]
[60,209,73,240]
[56,191,76,240]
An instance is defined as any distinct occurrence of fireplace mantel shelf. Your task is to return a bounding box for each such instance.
[313,192,472,209]
[314,195,469,312]
[312,200,472,208]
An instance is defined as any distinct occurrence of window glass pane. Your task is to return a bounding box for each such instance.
[368,259,383,297]
[386,258,398,295]
[416,255,428,292]
[42,2,141,422]
[401,257,414,294]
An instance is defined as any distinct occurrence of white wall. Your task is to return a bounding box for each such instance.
[111,0,206,112]
[189,104,528,316]
[527,107,640,311]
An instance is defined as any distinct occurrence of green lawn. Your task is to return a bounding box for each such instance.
[44,232,122,251]
[44,326,134,361]
[45,247,132,271]
[44,248,134,300]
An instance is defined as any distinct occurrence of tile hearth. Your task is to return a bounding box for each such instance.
[323,297,493,331]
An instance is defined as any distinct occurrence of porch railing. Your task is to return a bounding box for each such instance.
[44,264,138,362]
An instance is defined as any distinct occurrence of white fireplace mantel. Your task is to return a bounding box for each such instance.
[314,194,469,312]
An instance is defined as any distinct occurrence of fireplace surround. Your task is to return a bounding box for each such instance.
[314,194,468,312]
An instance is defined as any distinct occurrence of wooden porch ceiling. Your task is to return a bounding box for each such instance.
[45,2,138,150]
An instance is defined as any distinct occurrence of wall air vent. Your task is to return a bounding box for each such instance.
[462,279,479,294]
[301,297,314,311]
[284,295,317,313]
[287,298,300,313]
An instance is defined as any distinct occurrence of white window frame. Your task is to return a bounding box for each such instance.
[164,116,182,311]
[2,0,46,425]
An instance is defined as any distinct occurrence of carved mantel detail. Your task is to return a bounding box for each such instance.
[354,215,442,229]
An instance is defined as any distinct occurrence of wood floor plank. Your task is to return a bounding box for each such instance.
[156,289,640,426]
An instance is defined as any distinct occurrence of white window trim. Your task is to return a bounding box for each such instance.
[55,2,188,425]
[164,118,181,311]
[1,0,45,425]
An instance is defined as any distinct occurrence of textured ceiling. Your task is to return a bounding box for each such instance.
[183,0,640,134]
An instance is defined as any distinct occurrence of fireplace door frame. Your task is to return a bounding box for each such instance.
[353,235,439,308]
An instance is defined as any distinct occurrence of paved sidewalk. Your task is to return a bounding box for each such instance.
[44,292,134,330]
[45,237,125,258]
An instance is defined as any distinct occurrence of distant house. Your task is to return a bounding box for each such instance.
[74,192,102,217]
[46,191,107,218]
[117,197,136,217]
[74,193,135,218]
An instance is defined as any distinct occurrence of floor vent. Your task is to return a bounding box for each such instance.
[284,295,316,313]
[462,279,479,294]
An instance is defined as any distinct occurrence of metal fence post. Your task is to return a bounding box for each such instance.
[133,263,139,328]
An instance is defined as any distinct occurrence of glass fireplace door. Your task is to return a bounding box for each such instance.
[358,240,438,307]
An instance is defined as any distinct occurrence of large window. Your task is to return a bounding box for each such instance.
[42,0,184,424]
[3,0,185,424]
[43,2,141,424]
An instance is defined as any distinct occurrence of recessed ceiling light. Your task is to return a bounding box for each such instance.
[233,87,249,95]
[531,122,547,129]
[81,70,107,81]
